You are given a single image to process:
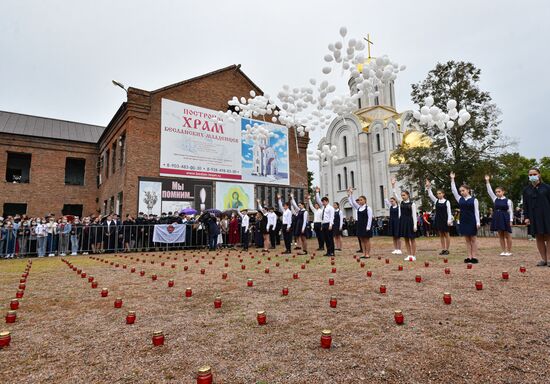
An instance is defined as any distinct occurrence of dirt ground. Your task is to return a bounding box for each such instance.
[1,236,549,384]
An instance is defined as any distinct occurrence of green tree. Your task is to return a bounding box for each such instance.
[394,61,508,201]
[489,153,537,206]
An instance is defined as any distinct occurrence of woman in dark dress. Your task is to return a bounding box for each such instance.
[384,195,401,255]
[522,167,550,266]
[450,172,481,263]
[291,196,308,255]
[485,175,513,256]
[425,179,452,255]
[348,188,373,259]
[392,178,418,261]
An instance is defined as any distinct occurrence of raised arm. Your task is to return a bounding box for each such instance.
[257,199,267,215]
[290,193,299,212]
[450,172,461,203]
[446,200,453,225]
[305,195,316,214]
[425,180,437,203]
[485,175,497,201]
[314,186,323,206]
[277,194,284,212]
[347,188,360,210]
[391,177,401,203]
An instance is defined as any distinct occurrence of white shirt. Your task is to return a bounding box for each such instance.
[451,180,481,226]
[237,211,250,232]
[35,223,47,237]
[349,195,373,231]
[315,192,335,225]
[486,182,514,222]
[308,201,323,223]
[279,199,293,226]
[392,187,418,231]
[427,188,453,225]
[267,212,277,231]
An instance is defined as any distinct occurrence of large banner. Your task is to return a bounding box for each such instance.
[153,224,186,243]
[138,177,213,215]
[215,182,255,210]
[160,98,289,185]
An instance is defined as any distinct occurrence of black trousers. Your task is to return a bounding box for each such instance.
[283,224,292,252]
[322,223,334,255]
[241,228,249,250]
[269,229,276,249]
[314,222,324,249]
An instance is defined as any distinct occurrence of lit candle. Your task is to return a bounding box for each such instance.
[320,329,332,349]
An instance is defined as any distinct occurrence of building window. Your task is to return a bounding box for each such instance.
[103,200,108,215]
[97,156,103,187]
[358,97,362,109]
[3,203,27,217]
[391,132,396,149]
[5,153,31,183]
[350,171,355,188]
[111,143,117,174]
[380,185,385,208]
[119,133,126,167]
[343,136,348,157]
[374,85,379,105]
[62,204,83,217]
[109,196,115,214]
[65,158,85,185]
[338,174,342,190]
[344,167,348,189]
[376,134,381,152]
[116,192,123,215]
[105,150,110,179]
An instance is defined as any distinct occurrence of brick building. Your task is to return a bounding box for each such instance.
[0,65,309,218]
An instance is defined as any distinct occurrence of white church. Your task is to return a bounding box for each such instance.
[252,135,278,176]
[318,59,427,219]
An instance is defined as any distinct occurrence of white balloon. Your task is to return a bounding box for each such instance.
[446,121,454,129]
[328,43,335,51]
[400,65,407,71]
[322,67,332,74]
[458,118,466,126]
[335,41,343,50]
[324,54,334,62]
[339,26,347,37]
[446,99,457,110]
[249,90,256,97]
[413,111,421,120]
[425,96,434,107]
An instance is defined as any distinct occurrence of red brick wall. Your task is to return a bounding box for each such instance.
[0,135,98,217]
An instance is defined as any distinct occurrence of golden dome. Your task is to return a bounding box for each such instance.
[389,130,432,165]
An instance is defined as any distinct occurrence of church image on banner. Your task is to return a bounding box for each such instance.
[318,52,431,219]
[252,135,278,177]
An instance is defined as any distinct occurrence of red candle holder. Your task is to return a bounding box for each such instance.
[208,261,212,265]
[239,258,243,263]
[161,262,166,266]
[101,288,109,297]
[256,311,267,325]
[171,264,176,269]
[443,258,448,263]
[398,265,403,271]
[184,266,189,271]
[329,296,337,308]
[140,271,145,276]
[197,365,213,384]
[10,299,19,310]
[276,262,280,267]
[122,265,127,269]
[195,260,199,264]
[19,278,26,284]
[385,258,390,264]
[366,270,372,277]
[520,266,526,273]
[424,261,430,267]
[114,298,123,308]
[331,261,335,266]
[224,263,229,268]
[502,271,509,280]
[81,272,87,278]
[168,279,174,288]
[88,276,94,282]
[257,260,262,265]
[91,281,98,289]
[151,274,158,281]
[241,265,246,270]
[293,273,299,279]
[320,329,332,349]
[443,292,452,305]
[152,331,164,346]
[130,267,136,273]
[444,267,451,275]
[150,261,154,265]
[328,278,335,286]
[222,272,228,280]
[18,283,25,290]
[379,284,386,294]
[467,263,473,270]
[282,287,289,296]
[360,262,365,268]
[301,264,306,270]
[415,275,422,283]
[356,258,360,263]
[475,280,483,290]
[331,267,336,273]
[200,269,206,275]
[77,269,82,274]
[305,259,310,264]
[0,331,11,348]
[394,310,404,325]
[185,288,193,298]
[264,268,270,274]
[247,279,254,287]
[5,311,16,323]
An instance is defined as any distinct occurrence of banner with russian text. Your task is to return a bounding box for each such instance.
[160,98,289,185]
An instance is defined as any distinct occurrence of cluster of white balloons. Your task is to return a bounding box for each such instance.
[412,96,472,155]
[221,27,406,159]
[242,121,275,142]
[307,144,338,164]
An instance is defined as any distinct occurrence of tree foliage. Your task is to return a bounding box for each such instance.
[394,61,508,203]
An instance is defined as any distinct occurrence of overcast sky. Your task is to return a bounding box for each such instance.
[1,0,548,165]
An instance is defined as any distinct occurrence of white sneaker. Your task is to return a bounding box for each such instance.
[395,249,402,255]
[499,252,506,256]
[505,252,513,256]
[61,253,66,256]
[391,250,397,254]
[405,255,416,261]
[83,252,89,255]
[71,252,77,256]
[48,253,55,257]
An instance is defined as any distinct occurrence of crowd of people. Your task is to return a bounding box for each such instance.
[1,167,549,265]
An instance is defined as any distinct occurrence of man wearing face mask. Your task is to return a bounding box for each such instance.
[35,218,47,257]
[70,217,81,256]
[58,216,71,256]
[523,167,550,266]
[46,216,58,257]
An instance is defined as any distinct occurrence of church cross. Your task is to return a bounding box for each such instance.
[363,34,374,58]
